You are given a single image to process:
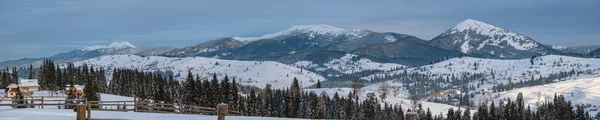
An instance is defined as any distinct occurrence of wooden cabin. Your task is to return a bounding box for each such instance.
[4,79,40,98]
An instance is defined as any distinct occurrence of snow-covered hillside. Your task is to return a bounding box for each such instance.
[70,55,325,89]
[475,77,600,116]
[364,55,600,84]
[305,80,459,115]
[294,54,405,76]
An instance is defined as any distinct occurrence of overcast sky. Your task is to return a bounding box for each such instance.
[0,0,599,61]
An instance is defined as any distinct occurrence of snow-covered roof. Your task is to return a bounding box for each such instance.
[6,83,18,89]
[18,79,39,87]
[65,85,85,90]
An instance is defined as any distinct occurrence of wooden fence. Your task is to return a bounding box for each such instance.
[0,96,245,116]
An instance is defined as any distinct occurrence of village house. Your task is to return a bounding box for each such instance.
[4,79,40,98]
[64,85,85,96]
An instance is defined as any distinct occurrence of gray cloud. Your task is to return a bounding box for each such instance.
[0,0,598,61]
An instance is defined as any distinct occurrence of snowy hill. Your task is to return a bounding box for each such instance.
[305,80,460,115]
[293,54,406,76]
[429,19,559,59]
[70,55,325,89]
[475,77,600,116]
[364,55,600,87]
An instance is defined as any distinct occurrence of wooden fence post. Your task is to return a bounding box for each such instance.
[217,103,228,120]
[178,101,182,114]
[86,98,91,119]
[76,104,86,120]
[41,96,44,109]
[134,97,137,112]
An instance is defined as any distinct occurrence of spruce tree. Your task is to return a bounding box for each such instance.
[28,64,34,79]
[221,75,231,104]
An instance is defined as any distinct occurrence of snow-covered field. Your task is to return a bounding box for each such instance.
[0,93,301,120]
[475,77,600,116]
[294,54,405,76]
[0,108,302,120]
[70,55,325,89]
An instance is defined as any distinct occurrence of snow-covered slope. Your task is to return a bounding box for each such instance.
[294,54,405,76]
[429,19,559,59]
[81,41,136,51]
[364,55,600,84]
[71,55,325,89]
[475,77,600,116]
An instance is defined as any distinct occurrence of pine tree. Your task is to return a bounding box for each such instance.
[182,70,196,106]
[83,66,100,108]
[316,80,321,88]
[28,64,34,79]
[210,73,221,107]
[231,78,239,111]
[221,75,231,104]
[290,77,300,118]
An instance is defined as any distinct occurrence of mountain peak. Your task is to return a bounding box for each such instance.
[234,24,367,43]
[453,19,500,33]
[81,41,136,51]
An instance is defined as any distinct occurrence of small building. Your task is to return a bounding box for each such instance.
[64,85,85,96]
[4,79,40,98]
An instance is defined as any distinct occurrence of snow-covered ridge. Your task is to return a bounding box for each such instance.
[80,41,136,51]
[233,24,370,43]
[70,55,325,89]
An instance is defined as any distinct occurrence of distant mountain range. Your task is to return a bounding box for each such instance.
[0,41,175,68]
[2,19,597,68]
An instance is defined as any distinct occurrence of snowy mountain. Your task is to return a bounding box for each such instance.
[429,19,560,59]
[174,25,416,64]
[70,55,325,89]
[80,41,136,51]
[234,24,378,43]
[0,41,175,68]
[232,24,411,52]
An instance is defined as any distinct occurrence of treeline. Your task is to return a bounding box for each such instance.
[492,70,579,92]
[468,93,597,120]
[36,60,107,93]
[6,60,105,108]
[109,68,407,119]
